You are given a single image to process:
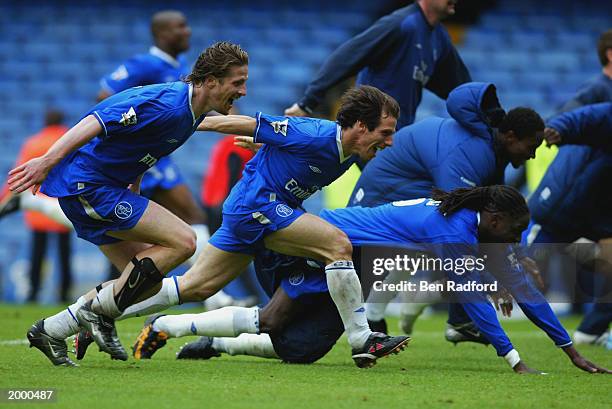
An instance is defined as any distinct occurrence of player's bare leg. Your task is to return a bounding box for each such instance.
[29,200,196,365]
[151,184,210,266]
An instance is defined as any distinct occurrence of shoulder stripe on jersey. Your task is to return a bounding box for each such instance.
[254,112,262,142]
[92,111,108,137]
[188,83,195,125]
[335,124,350,163]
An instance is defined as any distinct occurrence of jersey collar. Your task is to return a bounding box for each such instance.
[336,125,351,163]
[149,46,181,69]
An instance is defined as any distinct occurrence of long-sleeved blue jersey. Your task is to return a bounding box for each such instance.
[321,199,572,356]
[349,82,505,207]
[298,3,470,129]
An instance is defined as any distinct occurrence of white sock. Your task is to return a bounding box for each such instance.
[20,193,72,227]
[118,277,181,320]
[44,296,86,339]
[212,333,278,359]
[91,284,121,318]
[325,261,371,349]
[187,224,210,266]
[153,306,259,338]
[365,269,408,321]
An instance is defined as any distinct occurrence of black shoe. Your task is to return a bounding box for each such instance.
[176,336,221,360]
[132,314,168,359]
[445,322,490,346]
[351,332,411,368]
[75,301,128,360]
[73,330,94,360]
[368,318,388,334]
[0,194,20,219]
[27,320,77,367]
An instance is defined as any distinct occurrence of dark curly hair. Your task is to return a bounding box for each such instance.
[185,41,248,84]
[498,107,544,139]
[432,185,528,218]
[336,86,400,131]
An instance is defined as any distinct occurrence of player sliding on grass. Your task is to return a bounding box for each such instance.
[131,186,610,374]
[8,41,249,367]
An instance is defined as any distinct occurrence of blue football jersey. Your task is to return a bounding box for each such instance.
[100,46,190,94]
[321,198,478,256]
[321,199,572,354]
[41,82,205,197]
[226,114,357,212]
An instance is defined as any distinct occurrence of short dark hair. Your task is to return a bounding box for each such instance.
[185,42,248,85]
[45,109,64,126]
[150,10,185,39]
[336,86,400,131]
[498,107,544,139]
[432,185,529,218]
[597,29,612,66]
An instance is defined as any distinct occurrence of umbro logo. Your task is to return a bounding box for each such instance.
[271,119,288,136]
[166,139,179,144]
[119,107,137,126]
[309,165,322,174]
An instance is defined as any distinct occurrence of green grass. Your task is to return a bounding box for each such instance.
[0,304,610,409]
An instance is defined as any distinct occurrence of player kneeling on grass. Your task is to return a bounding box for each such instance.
[130,186,610,374]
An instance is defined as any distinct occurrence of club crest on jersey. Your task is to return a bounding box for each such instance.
[120,107,137,126]
[271,119,288,136]
[275,203,294,218]
[115,201,133,220]
[288,272,304,286]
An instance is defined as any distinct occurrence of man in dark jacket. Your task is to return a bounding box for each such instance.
[285,0,471,129]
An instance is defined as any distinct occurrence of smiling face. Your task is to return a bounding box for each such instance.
[207,65,248,114]
[353,112,397,162]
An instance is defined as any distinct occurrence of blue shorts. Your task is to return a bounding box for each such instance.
[58,185,149,245]
[209,200,305,255]
[140,156,185,198]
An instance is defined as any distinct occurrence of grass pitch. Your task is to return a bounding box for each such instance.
[1,304,610,409]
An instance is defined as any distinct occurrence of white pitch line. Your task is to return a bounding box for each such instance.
[0,332,140,347]
[0,339,28,346]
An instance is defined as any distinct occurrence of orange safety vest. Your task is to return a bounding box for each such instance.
[10,125,70,232]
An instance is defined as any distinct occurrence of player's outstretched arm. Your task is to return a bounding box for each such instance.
[562,345,612,374]
[197,115,256,136]
[7,115,102,194]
